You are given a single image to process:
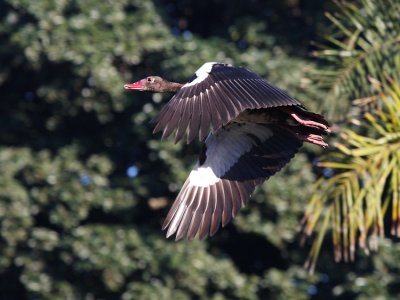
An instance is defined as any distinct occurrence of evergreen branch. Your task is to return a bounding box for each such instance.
[303,80,400,272]
[313,0,400,119]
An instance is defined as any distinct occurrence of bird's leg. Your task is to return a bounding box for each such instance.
[285,127,329,148]
[288,112,331,134]
[279,107,331,134]
[300,134,329,148]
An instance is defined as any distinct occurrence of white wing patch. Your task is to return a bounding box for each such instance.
[185,62,219,87]
[188,123,273,187]
[188,163,220,187]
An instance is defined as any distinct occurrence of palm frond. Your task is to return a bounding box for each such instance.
[313,0,400,119]
[302,79,400,273]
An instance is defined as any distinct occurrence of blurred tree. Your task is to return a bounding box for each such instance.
[1,0,399,299]
[0,0,331,298]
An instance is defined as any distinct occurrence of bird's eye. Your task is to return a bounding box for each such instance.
[147,77,153,82]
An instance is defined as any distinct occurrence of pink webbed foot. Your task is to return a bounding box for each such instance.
[301,134,329,148]
[285,127,329,148]
[289,113,331,134]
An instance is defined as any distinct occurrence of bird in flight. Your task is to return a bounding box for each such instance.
[124,62,330,241]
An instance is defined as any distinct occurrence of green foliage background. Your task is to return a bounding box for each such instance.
[1,0,400,299]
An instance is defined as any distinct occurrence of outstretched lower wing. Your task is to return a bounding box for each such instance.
[152,62,303,144]
[162,123,303,240]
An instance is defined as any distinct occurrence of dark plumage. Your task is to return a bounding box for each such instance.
[125,62,331,240]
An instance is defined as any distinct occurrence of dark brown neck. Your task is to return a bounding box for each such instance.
[162,81,184,93]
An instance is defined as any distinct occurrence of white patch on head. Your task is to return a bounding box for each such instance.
[185,62,219,87]
[188,123,273,187]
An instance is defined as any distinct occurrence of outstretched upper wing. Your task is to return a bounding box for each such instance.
[162,123,303,240]
[152,62,303,144]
